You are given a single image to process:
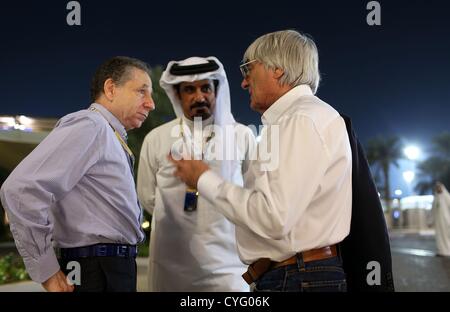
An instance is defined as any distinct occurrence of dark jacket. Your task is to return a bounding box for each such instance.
[340,114,395,292]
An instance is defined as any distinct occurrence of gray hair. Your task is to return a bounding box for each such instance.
[243,30,321,94]
[90,56,151,102]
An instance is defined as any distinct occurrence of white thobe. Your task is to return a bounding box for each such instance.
[433,186,450,256]
[138,116,254,291]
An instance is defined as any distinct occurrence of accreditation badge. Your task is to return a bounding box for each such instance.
[184,188,198,212]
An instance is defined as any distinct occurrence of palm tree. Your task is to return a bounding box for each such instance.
[432,132,450,159]
[366,136,404,212]
[416,132,450,193]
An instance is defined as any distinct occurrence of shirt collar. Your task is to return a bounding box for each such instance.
[90,103,128,141]
[261,85,313,125]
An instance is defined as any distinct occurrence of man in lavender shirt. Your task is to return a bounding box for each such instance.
[0,56,155,292]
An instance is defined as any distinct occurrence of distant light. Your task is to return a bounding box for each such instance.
[394,189,403,196]
[377,192,381,197]
[400,195,434,210]
[18,115,34,126]
[403,171,415,183]
[13,124,26,131]
[141,221,150,229]
[392,248,435,257]
[0,117,16,127]
[404,145,421,160]
[393,210,401,219]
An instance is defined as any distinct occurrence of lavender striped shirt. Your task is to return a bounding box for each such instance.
[0,103,144,283]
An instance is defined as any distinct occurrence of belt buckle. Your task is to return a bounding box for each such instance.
[118,245,128,257]
[97,245,108,257]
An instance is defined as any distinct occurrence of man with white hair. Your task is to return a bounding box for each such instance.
[137,56,255,291]
[171,30,395,292]
[169,30,352,292]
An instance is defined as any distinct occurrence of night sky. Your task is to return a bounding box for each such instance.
[1,0,449,148]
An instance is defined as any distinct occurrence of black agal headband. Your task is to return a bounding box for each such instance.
[170,60,219,76]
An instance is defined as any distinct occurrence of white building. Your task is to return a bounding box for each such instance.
[383,195,435,230]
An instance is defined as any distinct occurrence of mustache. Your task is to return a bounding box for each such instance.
[190,101,210,110]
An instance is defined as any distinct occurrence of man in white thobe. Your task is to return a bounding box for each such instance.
[137,56,255,291]
[433,182,450,256]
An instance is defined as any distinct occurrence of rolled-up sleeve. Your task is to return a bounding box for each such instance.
[0,115,100,283]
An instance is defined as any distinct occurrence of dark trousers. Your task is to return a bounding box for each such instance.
[253,254,347,292]
[59,257,137,292]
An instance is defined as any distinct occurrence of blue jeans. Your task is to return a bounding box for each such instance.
[253,253,347,292]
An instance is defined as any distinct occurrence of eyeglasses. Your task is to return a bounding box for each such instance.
[239,59,257,78]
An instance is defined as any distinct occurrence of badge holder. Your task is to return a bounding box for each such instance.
[184,188,198,212]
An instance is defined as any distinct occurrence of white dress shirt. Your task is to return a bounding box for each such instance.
[198,85,352,264]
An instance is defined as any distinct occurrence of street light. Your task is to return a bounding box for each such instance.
[141,221,150,229]
[403,170,415,183]
[0,115,35,131]
[403,145,421,196]
[404,145,421,160]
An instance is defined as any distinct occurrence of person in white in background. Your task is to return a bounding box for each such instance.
[137,56,255,291]
[432,182,450,256]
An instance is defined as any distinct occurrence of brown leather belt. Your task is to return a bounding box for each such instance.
[242,245,338,285]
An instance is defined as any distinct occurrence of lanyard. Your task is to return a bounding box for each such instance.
[113,129,134,160]
[90,107,135,169]
[89,107,144,233]
[179,118,215,160]
[179,118,215,200]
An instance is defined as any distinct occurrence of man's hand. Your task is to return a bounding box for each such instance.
[168,154,210,189]
[42,270,74,292]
